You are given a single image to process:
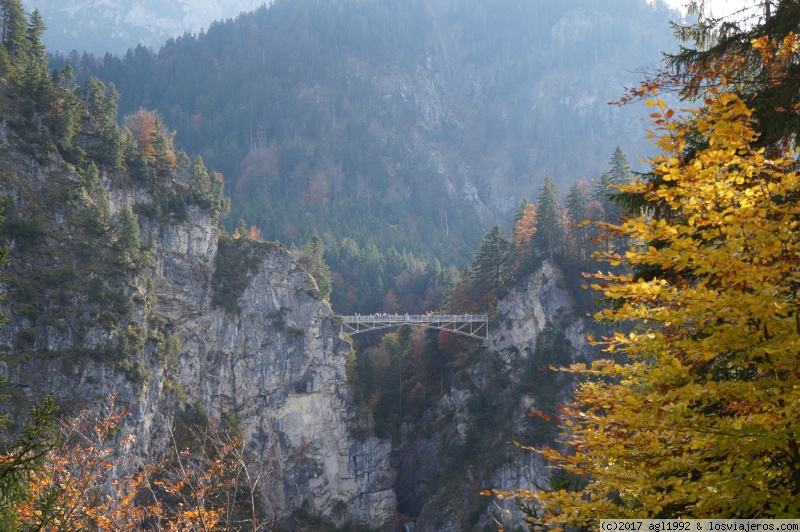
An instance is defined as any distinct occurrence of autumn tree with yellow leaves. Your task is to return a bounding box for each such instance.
[502,31,800,529]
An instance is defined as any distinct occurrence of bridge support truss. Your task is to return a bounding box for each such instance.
[341,314,489,344]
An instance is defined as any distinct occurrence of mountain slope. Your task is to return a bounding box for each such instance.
[0,10,608,529]
[0,42,395,525]
[59,0,680,267]
[22,0,269,55]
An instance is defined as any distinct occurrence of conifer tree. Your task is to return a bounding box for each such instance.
[298,235,332,300]
[1,0,26,61]
[210,171,230,218]
[593,146,630,224]
[82,161,99,192]
[533,175,560,262]
[191,155,212,200]
[592,147,631,251]
[153,119,177,178]
[471,224,510,302]
[0,41,9,75]
[84,77,123,169]
[87,78,121,127]
[116,205,140,265]
[25,9,45,63]
[564,179,590,261]
[45,68,84,162]
[665,0,800,152]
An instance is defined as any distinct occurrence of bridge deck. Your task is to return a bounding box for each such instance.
[341,314,489,343]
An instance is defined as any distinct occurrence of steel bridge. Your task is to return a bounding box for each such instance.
[341,314,489,344]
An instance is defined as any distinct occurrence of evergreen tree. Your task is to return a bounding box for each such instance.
[1,0,26,61]
[513,196,531,226]
[667,0,800,152]
[298,235,332,300]
[593,146,630,224]
[191,155,212,199]
[471,224,510,300]
[210,171,230,218]
[47,67,84,162]
[82,161,99,191]
[18,53,51,120]
[25,9,45,63]
[154,128,176,178]
[84,77,123,167]
[593,147,631,252]
[564,180,589,261]
[116,205,140,265]
[533,175,561,262]
[0,41,9,75]
[84,76,108,118]
[54,63,74,89]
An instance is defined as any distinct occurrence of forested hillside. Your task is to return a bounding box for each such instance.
[0,3,401,527]
[0,3,608,527]
[5,0,800,528]
[21,0,267,55]
[55,0,678,303]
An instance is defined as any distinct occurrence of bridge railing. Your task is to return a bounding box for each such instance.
[340,313,489,343]
[341,314,488,323]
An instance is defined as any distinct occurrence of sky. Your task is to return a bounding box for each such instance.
[664,0,755,20]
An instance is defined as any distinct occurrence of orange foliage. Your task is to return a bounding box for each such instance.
[513,202,537,247]
[16,399,151,530]
[12,396,255,531]
[124,108,159,161]
[446,276,486,315]
[248,225,262,240]
[123,108,176,172]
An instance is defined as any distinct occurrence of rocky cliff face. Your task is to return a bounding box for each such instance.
[0,119,395,528]
[172,243,396,526]
[393,260,596,531]
[0,105,597,529]
[490,260,593,365]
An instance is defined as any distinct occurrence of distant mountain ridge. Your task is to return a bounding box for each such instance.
[23,0,270,55]
[58,0,681,268]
